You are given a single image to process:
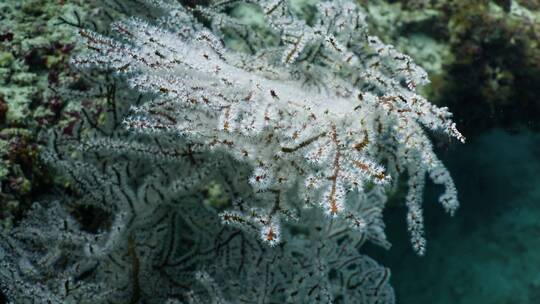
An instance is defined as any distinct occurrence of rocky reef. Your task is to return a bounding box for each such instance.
[0,0,82,229]
[363,0,540,136]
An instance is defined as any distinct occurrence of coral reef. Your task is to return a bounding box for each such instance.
[362,0,540,136]
[0,0,82,230]
[0,0,463,302]
[0,0,160,230]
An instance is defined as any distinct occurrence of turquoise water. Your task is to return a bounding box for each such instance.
[371,128,540,303]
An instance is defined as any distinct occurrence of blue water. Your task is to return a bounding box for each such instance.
[370,128,540,303]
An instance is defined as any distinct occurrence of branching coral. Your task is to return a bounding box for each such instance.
[0,0,464,302]
[73,0,463,253]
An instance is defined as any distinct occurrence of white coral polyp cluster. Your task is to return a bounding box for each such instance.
[73,0,464,255]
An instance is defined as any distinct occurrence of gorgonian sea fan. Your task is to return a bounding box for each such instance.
[73,0,464,255]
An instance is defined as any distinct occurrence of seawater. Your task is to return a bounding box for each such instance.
[369,128,540,303]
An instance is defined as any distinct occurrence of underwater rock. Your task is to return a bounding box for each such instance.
[363,0,540,137]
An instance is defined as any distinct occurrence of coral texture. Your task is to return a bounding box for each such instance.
[73,0,463,253]
[0,0,463,302]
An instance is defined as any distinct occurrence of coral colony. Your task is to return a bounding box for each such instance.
[0,0,463,303]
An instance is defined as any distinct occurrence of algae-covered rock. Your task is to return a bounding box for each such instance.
[0,0,89,227]
[0,0,170,229]
[361,0,540,137]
